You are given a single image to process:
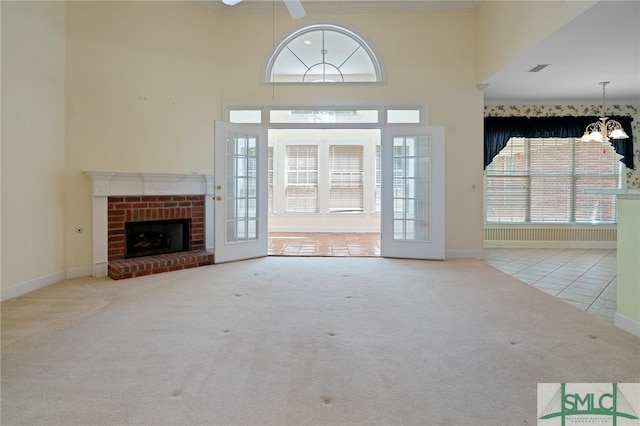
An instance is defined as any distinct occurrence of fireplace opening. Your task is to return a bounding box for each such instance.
[125,219,191,259]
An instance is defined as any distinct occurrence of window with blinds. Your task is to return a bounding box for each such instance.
[285,145,319,213]
[329,145,364,213]
[485,137,620,223]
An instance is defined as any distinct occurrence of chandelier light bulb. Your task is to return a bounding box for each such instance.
[609,128,628,139]
[581,82,629,144]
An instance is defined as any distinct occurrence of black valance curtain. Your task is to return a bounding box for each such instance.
[484,116,634,170]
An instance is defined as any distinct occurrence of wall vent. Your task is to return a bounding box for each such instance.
[527,64,550,73]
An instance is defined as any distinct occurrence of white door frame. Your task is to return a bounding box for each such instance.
[220,102,445,260]
[213,121,269,263]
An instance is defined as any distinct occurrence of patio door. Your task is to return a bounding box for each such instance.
[381,126,445,259]
[213,121,268,263]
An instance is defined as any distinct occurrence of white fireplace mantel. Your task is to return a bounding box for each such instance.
[84,171,214,277]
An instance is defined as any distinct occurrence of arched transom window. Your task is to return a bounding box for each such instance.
[266,24,382,83]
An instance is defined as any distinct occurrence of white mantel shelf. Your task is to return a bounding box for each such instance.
[83,171,214,277]
[83,171,213,197]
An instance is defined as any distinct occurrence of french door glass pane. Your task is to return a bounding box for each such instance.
[226,134,259,242]
[392,135,431,241]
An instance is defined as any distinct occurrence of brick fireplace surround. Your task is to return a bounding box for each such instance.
[84,172,214,280]
[107,195,213,279]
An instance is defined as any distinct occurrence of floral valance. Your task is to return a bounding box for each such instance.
[484,116,634,170]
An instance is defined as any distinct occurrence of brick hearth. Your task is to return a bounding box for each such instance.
[108,250,214,280]
[107,195,213,279]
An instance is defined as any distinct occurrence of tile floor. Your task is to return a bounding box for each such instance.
[268,233,617,323]
[268,232,381,257]
[483,248,617,323]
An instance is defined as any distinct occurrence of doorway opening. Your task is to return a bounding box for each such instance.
[267,128,381,257]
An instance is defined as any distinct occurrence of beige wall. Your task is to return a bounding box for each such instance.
[220,11,485,256]
[476,0,596,82]
[2,2,487,294]
[63,1,223,272]
[1,1,66,290]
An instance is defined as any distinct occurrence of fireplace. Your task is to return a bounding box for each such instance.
[84,171,214,280]
[125,219,190,258]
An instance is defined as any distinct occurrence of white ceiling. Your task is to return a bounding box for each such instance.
[196,0,640,105]
[480,0,640,105]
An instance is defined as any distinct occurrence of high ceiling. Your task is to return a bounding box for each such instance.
[479,0,640,105]
[196,0,640,105]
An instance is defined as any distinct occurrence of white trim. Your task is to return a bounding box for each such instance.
[614,312,640,338]
[223,100,430,127]
[1,270,66,302]
[66,266,93,280]
[265,24,384,84]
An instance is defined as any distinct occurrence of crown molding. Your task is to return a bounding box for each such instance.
[193,1,482,15]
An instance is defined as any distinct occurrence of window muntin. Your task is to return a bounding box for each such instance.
[392,136,432,240]
[485,137,621,224]
[266,24,382,83]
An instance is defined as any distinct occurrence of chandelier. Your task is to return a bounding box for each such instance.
[581,81,629,143]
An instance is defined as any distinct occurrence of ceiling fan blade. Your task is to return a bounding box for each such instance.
[283,0,306,19]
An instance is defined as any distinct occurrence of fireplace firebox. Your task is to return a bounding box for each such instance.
[125,219,190,259]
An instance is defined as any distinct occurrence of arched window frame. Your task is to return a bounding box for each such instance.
[264,24,384,84]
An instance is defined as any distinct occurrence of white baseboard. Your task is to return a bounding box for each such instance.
[614,312,640,338]
[66,266,93,279]
[1,270,66,302]
[446,250,484,259]
[1,266,93,302]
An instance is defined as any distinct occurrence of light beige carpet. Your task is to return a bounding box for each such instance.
[2,257,639,425]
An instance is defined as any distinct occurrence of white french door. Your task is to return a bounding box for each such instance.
[381,126,445,259]
[213,121,268,263]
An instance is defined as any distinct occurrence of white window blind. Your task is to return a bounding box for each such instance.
[285,145,318,213]
[374,145,381,213]
[329,145,364,213]
[486,137,620,224]
[268,146,274,213]
[575,139,620,222]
